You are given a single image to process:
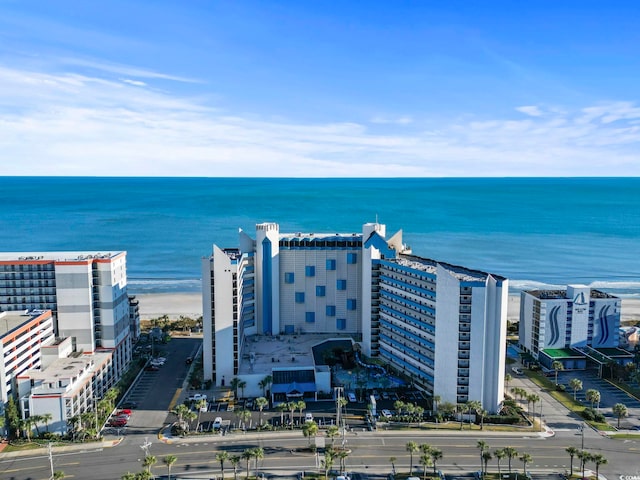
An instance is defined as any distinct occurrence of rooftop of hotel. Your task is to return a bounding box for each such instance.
[0,251,124,262]
[395,254,504,282]
[238,333,351,376]
[527,289,619,300]
[0,310,51,337]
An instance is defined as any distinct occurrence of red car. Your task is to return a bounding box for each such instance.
[118,409,132,416]
[109,418,127,427]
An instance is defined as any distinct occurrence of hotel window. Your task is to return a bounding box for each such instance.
[326,259,336,270]
[284,272,295,284]
[316,286,326,297]
[337,279,347,290]
[305,312,315,323]
[305,266,315,277]
[326,305,336,316]
[347,299,357,310]
[295,292,305,303]
[336,318,346,330]
[347,253,358,264]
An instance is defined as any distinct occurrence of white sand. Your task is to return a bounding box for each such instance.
[134,291,640,324]
[135,293,203,320]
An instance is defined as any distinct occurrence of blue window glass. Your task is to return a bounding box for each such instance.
[336,318,346,330]
[326,259,336,270]
[347,253,358,264]
[305,312,315,323]
[326,305,336,316]
[316,286,326,297]
[295,292,305,303]
[337,279,347,290]
[305,266,316,277]
[347,298,357,310]
[284,272,295,284]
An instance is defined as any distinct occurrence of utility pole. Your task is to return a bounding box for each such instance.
[48,442,55,479]
[581,422,585,450]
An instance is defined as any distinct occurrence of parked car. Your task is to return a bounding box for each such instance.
[213,417,223,429]
[347,392,357,402]
[188,393,207,402]
[305,413,314,422]
[381,409,393,418]
[109,418,128,427]
[145,365,159,371]
[511,366,523,375]
[120,401,138,409]
[118,409,132,416]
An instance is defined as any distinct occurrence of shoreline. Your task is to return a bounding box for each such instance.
[133,291,640,325]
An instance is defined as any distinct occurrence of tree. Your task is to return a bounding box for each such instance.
[143,455,157,475]
[503,446,518,473]
[458,402,468,430]
[494,448,506,475]
[260,375,273,397]
[41,413,53,433]
[520,453,532,474]
[552,360,564,385]
[296,400,307,425]
[235,409,251,430]
[477,440,488,476]
[467,401,482,429]
[592,453,608,479]
[482,451,492,477]
[566,446,578,476]
[326,425,340,445]
[121,473,137,480]
[504,373,512,391]
[230,455,241,480]
[196,398,208,431]
[5,396,20,440]
[389,456,397,475]
[53,471,66,479]
[612,403,628,428]
[322,448,336,480]
[288,402,297,430]
[163,454,177,480]
[230,378,242,400]
[238,380,247,399]
[337,449,349,474]
[216,451,230,479]
[242,449,253,480]
[406,441,419,475]
[429,447,443,474]
[528,393,540,427]
[255,397,269,426]
[569,378,583,400]
[432,395,441,415]
[302,421,318,446]
[419,453,432,480]
[577,450,592,479]
[585,389,601,409]
[251,447,264,478]
[276,402,289,427]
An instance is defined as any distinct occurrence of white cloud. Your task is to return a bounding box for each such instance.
[0,62,639,177]
[516,106,543,117]
[370,115,414,125]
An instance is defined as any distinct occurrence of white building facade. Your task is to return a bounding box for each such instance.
[203,222,508,412]
[0,252,136,380]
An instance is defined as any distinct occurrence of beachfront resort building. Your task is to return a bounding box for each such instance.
[518,285,632,371]
[0,310,56,406]
[0,252,138,381]
[202,222,508,411]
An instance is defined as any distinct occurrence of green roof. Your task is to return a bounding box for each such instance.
[541,348,584,359]
[596,347,633,357]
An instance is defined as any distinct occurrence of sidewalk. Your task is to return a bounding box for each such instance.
[0,437,123,459]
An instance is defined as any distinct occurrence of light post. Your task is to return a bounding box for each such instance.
[581,422,585,450]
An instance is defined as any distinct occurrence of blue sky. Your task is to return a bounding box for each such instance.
[1,0,639,176]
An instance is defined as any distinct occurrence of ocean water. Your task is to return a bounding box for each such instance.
[1,177,639,297]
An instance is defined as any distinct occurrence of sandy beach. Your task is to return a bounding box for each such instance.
[136,291,640,325]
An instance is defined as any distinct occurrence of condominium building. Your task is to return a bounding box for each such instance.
[0,310,56,405]
[519,285,630,370]
[0,252,137,380]
[203,222,508,411]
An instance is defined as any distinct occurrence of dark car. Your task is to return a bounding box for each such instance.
[120,401,138,409]
[145,365,159,371]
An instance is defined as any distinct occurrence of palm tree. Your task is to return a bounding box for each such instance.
[578,450,592,478]
[296,400,307,425]
[406,441,419,474]
[389,456,397,475]
[482,451,492,477]
[326,425,340,445]
[255,397,269,426]
[143,455,157,475]
[276,402,289,427]
[592,453,608,478]
[172,404,191,428]
[432,394,441,416]
[163,454,177,480]
[585,389,601,409]
[260,375,273,397]
[302,421,318,446]
[121,473,137,480]
[252,447,264,477]
[476,440,488,476]
[53,471,65,479]
[230,455,241,480]
[569,378,583,400]
[429,447,443,474]
[137,470,153,480]
[503,446,518,473]
[468,401,482,429]
[241,450,253,480]
[196,398,208,431]
[504,373,512,390]
[528,393,540,425]
[41,413,53,433]
[494,448,506,475]
[230,377,242,400]
[520,453,532,474]
[216,451,230,479]
[288,401,297,429]
[458,402,468,430]
[419,453,432,480]
[612,403,628,428]
[323,448,336,480]
[236,409,251,430]
[566,446,579,476]
[184,410,197,432]
[238,380,247,399]
[337,449,349,474]
[552,360,564,385]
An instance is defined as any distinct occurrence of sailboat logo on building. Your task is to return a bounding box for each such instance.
[573,292,588,306]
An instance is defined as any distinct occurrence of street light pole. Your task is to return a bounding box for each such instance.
[581,422,585,450]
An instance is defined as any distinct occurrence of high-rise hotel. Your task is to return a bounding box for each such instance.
[203,222,508,411]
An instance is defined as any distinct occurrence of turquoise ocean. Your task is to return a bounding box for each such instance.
[1,177,639,297]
